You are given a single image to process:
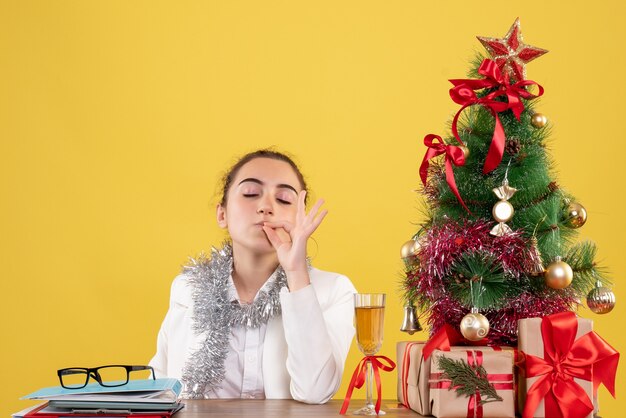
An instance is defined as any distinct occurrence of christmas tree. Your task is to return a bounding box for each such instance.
[402,18,616,346]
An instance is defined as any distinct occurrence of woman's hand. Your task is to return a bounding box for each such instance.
[262,190,327,291]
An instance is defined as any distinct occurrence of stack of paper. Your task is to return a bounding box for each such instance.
[15,378,184,418]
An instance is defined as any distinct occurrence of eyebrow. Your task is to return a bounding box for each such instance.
[238,178,298,194]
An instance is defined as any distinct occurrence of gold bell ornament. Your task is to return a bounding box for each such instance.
[586,280,616,314]
[400,301,423,334]
[527,236,545,276]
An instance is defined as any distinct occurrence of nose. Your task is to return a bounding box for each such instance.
[257,196,274,215]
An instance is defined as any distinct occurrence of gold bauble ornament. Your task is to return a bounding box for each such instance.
[587,280,616,314]
[531,113,547,128]
[459,308,490,341]
[401,239,421,260]
[545,256,573,289]
[492,200,515,223]
[564,202,587,228]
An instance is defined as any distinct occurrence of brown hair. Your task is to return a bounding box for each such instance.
[219,149,308,207]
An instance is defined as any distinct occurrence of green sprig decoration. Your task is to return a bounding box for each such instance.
[436,355,503,405]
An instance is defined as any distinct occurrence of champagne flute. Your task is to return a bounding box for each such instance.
[353,293,386,415]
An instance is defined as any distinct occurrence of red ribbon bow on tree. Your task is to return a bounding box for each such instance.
[523,312,620,418]
[419,133,469,212]
[339,355,396,415]
[449,58,544,174]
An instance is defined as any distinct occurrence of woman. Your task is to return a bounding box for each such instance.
[149,149,356,403]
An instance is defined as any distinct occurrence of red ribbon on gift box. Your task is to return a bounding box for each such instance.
[340,355,396,415]
[400,342,421,409]
[423,323,490,360]
[522,312,620,418]
[449,58,543,174]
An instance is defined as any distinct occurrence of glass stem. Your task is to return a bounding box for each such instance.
[366,359,374,408]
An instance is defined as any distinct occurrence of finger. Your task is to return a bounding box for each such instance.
[296,190,306,225]
[275,227,292,243]
[309,209,328,233]
[263,221,293,233]
[305,198,325,224]
[299,209,328,240]
[262,226,286,249]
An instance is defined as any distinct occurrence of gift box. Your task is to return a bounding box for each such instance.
[519,315,591,418]
[396,341,430,415]
[397,338,516,417]
[429,348,515,418]
[518,312,619,418]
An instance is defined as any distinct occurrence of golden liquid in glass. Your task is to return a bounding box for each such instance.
[355,306,384,355]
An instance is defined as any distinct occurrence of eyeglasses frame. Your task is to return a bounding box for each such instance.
[57,364,155,389]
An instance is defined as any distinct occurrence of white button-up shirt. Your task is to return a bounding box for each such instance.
[150,266,357,403]
[206,274,277,399]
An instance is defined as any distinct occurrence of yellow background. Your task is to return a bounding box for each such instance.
[1,1,625,415]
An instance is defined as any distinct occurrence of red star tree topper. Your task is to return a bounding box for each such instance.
[477,18,548,81]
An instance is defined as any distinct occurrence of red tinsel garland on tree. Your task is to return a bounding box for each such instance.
[405,219,575,345]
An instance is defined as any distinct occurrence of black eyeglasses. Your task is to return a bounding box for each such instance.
[57,365,155,389]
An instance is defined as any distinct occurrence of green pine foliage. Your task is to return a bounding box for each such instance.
[409,53,609,322]
[565,241,607,292]
[436,355,503,405]
[431,62,594,274]
[447,252,513,309]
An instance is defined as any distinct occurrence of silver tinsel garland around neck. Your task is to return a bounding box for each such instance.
[180,243,288,399]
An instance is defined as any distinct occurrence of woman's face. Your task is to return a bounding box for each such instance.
[217,157,303,254]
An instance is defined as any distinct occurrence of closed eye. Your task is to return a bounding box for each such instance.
[243,194,259,198]
[276,198,292,205]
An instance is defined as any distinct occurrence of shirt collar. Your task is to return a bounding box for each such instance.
[227,269,279,304]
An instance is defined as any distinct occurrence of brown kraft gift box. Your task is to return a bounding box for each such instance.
[429,348,515,418]
[397,341,516,417]
[517,316,594,418]
[397,341,431,415]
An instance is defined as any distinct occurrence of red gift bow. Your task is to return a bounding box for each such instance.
[449,58,544,174]
[430,350,515,418]
[419,134,469,213]
[423,323,490,360]
[522,311,620,418]
[339,355,396,415]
